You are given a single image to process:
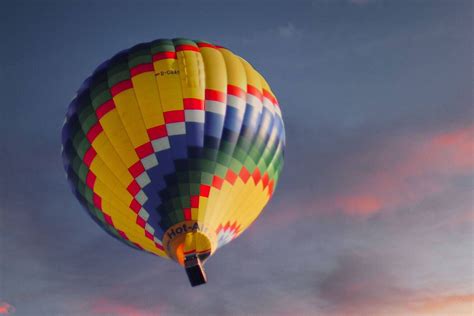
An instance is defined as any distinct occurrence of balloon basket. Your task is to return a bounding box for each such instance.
[185,255,207,287]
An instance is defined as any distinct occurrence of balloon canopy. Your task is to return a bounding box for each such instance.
[61,38,285,286]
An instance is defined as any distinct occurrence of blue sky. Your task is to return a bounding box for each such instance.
[0,0,472,315]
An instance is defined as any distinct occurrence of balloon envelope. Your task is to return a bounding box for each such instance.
[61,38,285,285]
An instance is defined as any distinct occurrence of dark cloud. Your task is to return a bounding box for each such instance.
[317,252,410,315]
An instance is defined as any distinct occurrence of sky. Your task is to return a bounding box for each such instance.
[0,0,472,315]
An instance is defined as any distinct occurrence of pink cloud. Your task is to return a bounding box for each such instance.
[322,292,474,316]
[0,302,14,315]
[431,126,474,171]
[335,195,381,216]
[317,125,473,218]
[412,293,474,315]
[89,298,160,316]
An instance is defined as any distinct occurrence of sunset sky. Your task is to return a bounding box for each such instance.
[0,0,472,315]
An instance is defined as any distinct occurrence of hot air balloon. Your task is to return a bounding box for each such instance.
[61,38,285,286]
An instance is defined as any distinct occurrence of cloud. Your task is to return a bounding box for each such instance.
[317,252,408,315]
[312,124,474,218]
[449,208,474,226]
[412,294,474,315]
[315,252,474,316]
[88,298,160,316]
[241,21,303,48]
[277,23,299,38]
[0,302,14,315]
[334,195,381,216]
